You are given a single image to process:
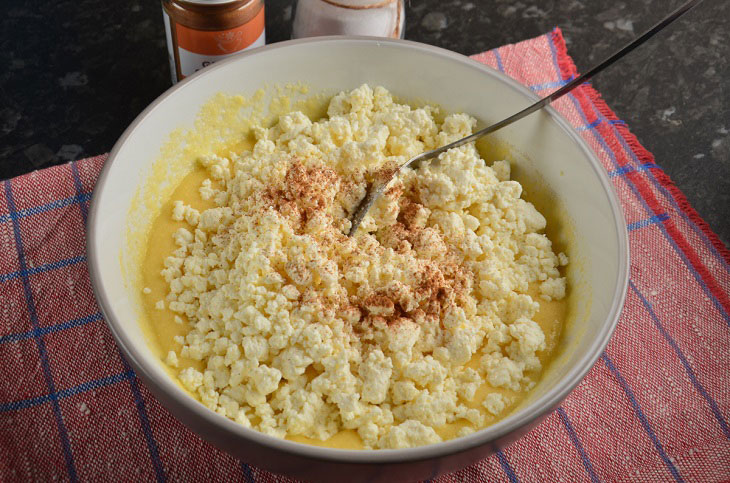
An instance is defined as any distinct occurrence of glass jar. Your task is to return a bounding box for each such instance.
[162,0,265,83]
[292,0,404,39]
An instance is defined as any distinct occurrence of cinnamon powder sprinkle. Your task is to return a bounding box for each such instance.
[258,156,472,332]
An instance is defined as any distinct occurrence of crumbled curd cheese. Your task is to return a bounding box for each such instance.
[159,85,567,449]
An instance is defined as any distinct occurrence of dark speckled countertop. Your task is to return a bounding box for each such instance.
[1,0,728,246]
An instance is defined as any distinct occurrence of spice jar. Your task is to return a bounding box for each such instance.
[292,0,404,39]
[162,0,265,84]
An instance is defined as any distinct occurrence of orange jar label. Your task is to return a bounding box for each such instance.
[176,7,265,55]
[163,6,265,82]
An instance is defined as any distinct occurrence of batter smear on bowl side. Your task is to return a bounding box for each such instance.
[141,85,569,449]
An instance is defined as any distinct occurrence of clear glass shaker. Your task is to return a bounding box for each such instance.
[292,0,405,39]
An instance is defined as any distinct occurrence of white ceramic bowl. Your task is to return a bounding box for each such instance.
[88,37,628,482]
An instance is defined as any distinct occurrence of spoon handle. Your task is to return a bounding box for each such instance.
[406,0,704,168]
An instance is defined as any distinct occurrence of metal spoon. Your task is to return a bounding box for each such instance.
[347,0,703,236]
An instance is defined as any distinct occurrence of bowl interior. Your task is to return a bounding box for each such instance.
[88,37,627,462]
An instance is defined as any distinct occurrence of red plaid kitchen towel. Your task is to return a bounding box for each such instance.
[1,28,729,482]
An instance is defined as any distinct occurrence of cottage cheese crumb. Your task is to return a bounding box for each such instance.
[158,85,567,449]
[483,393,507,416]
[166,350,179,368]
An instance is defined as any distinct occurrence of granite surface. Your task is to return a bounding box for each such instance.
[1,0,728,246]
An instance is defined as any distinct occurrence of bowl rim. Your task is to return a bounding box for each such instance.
[87,35,629,464]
